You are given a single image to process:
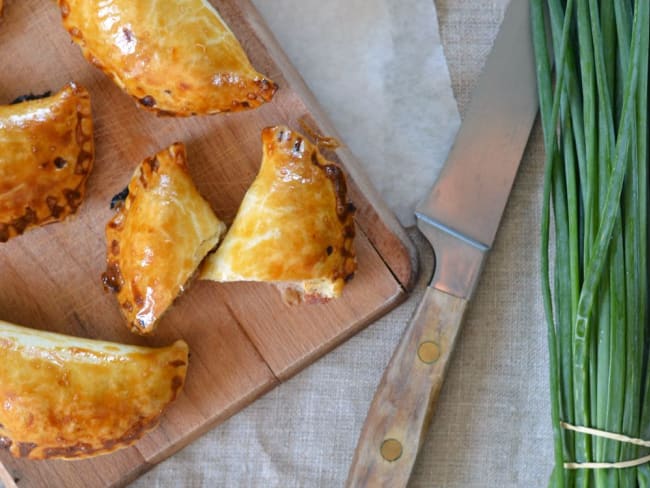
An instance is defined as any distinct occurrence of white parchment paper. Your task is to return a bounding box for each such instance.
[251,0,461,226]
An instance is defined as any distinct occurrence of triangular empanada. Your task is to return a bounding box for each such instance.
[200,126,357,303]
[102,143,225,335]
[57,0,277,116]
[0,319,188,460]
[0,83,94,242]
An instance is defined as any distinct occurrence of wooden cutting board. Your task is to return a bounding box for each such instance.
[0,0,417,486]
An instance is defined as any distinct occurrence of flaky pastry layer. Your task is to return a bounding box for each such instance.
[0,83,94,242]
[103,142,225,335]
[0,320,188,460]
[201,126,357,303]
[57,0,277,115]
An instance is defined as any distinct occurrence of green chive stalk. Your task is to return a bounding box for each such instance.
[531,0,650,486]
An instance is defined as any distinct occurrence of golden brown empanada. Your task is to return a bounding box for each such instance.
[57,0,277,116]
[0,83,94,242]
[0,319,188,460]
[200,126,357,303]
[103,142,225,335]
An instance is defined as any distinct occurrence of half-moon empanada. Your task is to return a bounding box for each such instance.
[0,319,188,460]
[57,0,277,116]
[0,83,94,242]
[103,142,225,335]
[200,126,357,304]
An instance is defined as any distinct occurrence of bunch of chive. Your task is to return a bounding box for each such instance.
[531,0,650,485]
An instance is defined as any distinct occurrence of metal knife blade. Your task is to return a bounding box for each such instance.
[417,0,538,300]
[347,0,538,485]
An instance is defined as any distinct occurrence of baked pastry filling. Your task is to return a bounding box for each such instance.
[103,142,226,335]
[0,83,94,242]
[57,0,277,115]
[0,319,188,460]
[201,126,357,303]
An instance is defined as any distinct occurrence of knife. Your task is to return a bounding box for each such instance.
[346,0,538,486]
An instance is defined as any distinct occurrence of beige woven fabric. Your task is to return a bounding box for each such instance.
[133,0,555,486]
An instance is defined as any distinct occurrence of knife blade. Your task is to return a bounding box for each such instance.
[346,0,538,486]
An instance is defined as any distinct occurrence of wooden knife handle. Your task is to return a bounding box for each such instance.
[346,286,469,487]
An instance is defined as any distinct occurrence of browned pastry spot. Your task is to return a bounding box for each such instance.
[298,116,342,151]
[10,91,52,105]
[102,262,124,293]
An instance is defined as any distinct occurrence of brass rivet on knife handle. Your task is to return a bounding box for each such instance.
[346,287,469,487]
[380,439,403,462]
[417,341,440,364]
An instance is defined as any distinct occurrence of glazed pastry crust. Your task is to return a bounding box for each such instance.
[103,142,225,335]
[0,83,94,242]
[0,320,188,460]
[201,126,357,303]
[57,0,277,116]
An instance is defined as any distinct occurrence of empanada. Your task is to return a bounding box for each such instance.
[0,83,94,242]
[103,142,225,335]
[0,319,188,460]
[57,0,277,116]
[201,126,357,303]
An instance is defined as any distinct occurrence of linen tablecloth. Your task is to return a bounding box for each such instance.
[134,0,554,486]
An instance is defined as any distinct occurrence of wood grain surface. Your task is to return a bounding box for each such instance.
[0,0,416,486]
